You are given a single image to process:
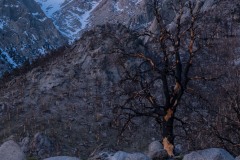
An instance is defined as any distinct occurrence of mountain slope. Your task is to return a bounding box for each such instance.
[0,0,67,75]
[0,24,155,159]
[35,0,154,42]
[35,0,102,42]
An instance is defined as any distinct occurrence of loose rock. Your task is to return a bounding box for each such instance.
[44,156,80,160]
[147,140,168,159]
[31,132,54,158]
[110,151,150,160]
[0,140,26,160]
[20,137,30,153]
[183,148,235,160]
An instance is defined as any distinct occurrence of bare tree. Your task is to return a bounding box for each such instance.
[114,0,217,157]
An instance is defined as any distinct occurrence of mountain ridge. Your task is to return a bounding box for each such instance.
[0,0,67,75]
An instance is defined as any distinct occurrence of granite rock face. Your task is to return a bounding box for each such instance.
[0,0,66,75]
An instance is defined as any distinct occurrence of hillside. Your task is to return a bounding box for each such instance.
[0,0,240,160]
[0,0,66,75]
[0,24,158,159]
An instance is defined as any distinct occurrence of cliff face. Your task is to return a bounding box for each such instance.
[90,0,154,29]
[0,0,67,75]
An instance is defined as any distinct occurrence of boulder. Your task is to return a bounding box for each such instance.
[0,140,26,160]
[174,144,183,155]
[44,156,80,160]
[31,132,54,157]
[183,148,235,160]
[147,140,168,159]
[20,137,30,153]
[88,151,114,160]
[109,151,150,160]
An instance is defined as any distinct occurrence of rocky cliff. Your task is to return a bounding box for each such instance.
[35,0,102,42]
[0,0,67,75]
[35,0,154,42]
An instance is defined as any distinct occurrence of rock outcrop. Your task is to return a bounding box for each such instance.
[147,140,168,159]
[183,148,235,160]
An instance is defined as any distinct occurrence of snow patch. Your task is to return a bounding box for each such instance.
[35,0,101,42]
[4,5,19,8]
[0,19,6,29]
[38,17,47,22]
[32,34,38,41]
[115,2,124,12]
[34,0,65,18]
[32,12,47,21]
[32,12,40,16]
[80,1,101,29]
[23,31,28,36]
[0,49,18,68]
[136,0,142,4]
[57,0,101,43]
[38,47,46,55]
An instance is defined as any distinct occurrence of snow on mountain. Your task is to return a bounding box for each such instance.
[0,0,66,75]
[34,0,154,43]
[80,1,101,29]
[90,0,153,30]
[34,0,65,18]
[0,19,6,29]
[35,0,102,43]
[0,48,18,68]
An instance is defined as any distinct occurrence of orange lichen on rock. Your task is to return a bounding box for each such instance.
[163,137,174,157]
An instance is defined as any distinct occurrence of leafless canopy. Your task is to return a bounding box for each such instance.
[114,0,218,157]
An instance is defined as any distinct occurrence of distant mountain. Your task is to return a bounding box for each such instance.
[1,0,239,76]
[0,0,67,75]
[0,0,154,75]
[90,0,153,29]
[34,0,154,43]
[35,0,103,42]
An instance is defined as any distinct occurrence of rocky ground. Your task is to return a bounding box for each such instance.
[0,139,239,160]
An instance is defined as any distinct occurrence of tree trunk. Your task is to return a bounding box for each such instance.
[162,107,175,157]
